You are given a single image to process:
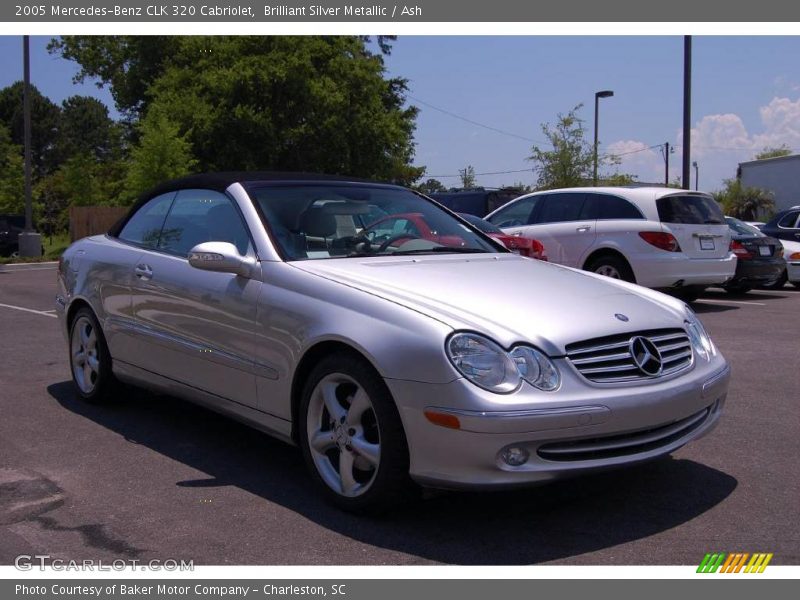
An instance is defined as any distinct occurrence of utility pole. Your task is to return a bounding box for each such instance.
[682,35,692,191]
[19,35,41,257]
[664,142,670,187]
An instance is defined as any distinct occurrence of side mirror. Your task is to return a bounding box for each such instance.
[188,241,256,278]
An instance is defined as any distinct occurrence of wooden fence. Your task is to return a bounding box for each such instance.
[69,206,128,242]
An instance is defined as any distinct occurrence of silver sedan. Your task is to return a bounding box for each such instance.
[56,173,731,512]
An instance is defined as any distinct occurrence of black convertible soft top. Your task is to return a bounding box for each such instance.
[108,171,393,237]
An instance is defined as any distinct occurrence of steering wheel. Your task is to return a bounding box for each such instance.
[377,232,420,252]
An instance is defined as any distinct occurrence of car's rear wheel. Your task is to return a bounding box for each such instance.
[723,282,751,294]
[299,354,415,513]
[586,254,635,283]
[68,307,117,403]
[672,285,706,303]
[761,270,787,290]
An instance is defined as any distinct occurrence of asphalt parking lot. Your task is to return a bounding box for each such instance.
[1,266,798,566]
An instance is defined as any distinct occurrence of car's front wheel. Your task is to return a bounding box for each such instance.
[68,307,117,403]
[299,354,415,512]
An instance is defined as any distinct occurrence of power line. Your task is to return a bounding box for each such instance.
[426,167,535,179]
[407,94,545,145]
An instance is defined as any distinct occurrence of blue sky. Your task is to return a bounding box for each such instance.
[2,35,799,192]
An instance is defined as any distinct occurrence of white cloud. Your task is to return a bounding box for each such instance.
[606,139,664,184]
[609,96,800,190]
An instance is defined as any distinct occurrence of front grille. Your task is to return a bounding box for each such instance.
[566,328,693,383]
[537,405,711,462]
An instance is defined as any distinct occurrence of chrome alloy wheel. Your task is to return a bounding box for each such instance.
[595,264,622,279]
[71,316,100,394]
[306,373,381,498]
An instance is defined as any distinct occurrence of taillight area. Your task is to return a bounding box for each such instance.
[638,231,681,252]
[789,251,800,260]
[730,240,753,260]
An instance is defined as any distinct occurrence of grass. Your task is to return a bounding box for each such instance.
[0,232,71,265]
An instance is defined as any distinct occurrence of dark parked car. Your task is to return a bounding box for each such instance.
[0,215,24,257]
[761,206,800,243]
[723,216,785,293]
[428,189,518,217]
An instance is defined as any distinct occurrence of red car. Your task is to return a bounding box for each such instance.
[458,213,547,260]
[363,212,547,260]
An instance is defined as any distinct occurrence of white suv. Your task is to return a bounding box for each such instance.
[485,187,736,301]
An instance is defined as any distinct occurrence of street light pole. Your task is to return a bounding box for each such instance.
[593,90,614,186]
[23,35,32,232]
[693,161,699,191]
[19,35,41,258]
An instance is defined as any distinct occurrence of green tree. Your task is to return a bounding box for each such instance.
[416,178,447,195]
[755,145,792,160]
[50,36,424,184]
[48,36,179,118]
[713,178,775,220]
[0,123,24,214]
[459,165,477,189]
[527,104,633,189]
[57,95,122,163]
[0,82,61,175]
[123,107,196,200]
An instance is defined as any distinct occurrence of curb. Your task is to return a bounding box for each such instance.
[0,261,59,272]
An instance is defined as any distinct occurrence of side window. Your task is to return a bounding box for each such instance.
[599,195,645,220]
[537,193,587,224]
[579,194,600,220]
[487,196,541,227]
[778,211,800,228]
[118,192,175,248]
[158,189,251,257]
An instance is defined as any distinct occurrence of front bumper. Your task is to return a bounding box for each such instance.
[387,358,730,489]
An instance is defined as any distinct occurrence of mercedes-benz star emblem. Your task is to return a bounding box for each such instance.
[629,336,663,376]
[615,313,629,322]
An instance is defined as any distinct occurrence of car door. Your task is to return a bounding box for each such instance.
[523,192,597,268]
[129,188,261,409]
[105,191,177,365]
[656,193,731,259]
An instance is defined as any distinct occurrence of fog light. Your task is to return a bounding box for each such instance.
[501,446,530,467]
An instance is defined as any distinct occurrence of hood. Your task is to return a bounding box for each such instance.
[291,254,688,355]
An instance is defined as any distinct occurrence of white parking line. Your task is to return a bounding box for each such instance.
[695,299,766,307]
[0,302,58,318]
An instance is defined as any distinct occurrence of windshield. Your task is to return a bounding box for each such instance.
[725,216,765,237]
[247,183,503,260]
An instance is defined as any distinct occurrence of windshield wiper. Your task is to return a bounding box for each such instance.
[391,247,491,255]
[704,219,723,224]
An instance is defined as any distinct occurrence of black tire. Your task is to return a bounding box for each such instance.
[585,254,635,283]
[672,286,706,303]
[760,270,787,290]
[68,307,118,404]
[724,283,752,294]
[298,353,416,513]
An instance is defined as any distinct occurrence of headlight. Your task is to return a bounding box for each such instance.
[446,333,560,393]
[684,306,716,361]
[509,346,560,391]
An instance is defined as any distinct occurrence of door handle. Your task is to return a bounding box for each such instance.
[134,264,153,280]
[575,225,591,232]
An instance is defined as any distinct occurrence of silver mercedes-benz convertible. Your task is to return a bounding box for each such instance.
[56,173,730,511]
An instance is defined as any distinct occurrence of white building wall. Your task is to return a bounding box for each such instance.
[739,154,800,212]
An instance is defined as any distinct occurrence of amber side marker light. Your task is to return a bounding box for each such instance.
[424,410,461,429]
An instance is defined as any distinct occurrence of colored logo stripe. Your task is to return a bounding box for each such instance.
[697,552,772,573]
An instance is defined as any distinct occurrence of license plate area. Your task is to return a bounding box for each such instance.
[699,237,715,251]
[758,245,771,256]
